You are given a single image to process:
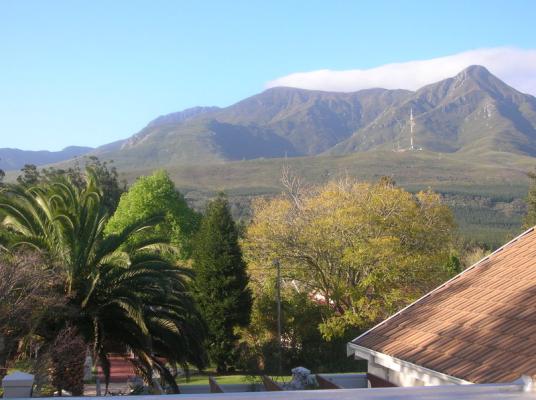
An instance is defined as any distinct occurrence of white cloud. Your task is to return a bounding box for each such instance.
[266,48,536,96]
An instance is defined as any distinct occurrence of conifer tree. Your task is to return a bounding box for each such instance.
[192,194,252,372]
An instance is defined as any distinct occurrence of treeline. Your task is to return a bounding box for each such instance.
[1,160,535,395]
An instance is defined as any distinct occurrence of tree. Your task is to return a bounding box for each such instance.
[0,252,62,373]
[17,164,40,186]
[0,169,205,392]
[16,157,125,213]
[49,327,86,396]
[192,194,252,373]
[242,177,455,339]
[106,170,199,259]
[237,278,357,374]
[0,168,4,185]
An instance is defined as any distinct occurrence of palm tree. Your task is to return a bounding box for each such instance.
[0,168,205,392]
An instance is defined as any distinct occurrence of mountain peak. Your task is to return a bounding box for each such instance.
[447,64,519,98]
[458,64,492,79]
[146,106,220,128]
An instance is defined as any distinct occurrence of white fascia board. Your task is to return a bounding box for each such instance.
[348,343,472,386]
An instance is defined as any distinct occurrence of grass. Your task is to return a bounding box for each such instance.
[176,374,292,386]
[176,372,366,386]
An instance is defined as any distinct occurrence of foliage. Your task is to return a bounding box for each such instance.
[17,164,41,186]
[15,157,125,213]
[0,169,205,392]
[105,170,199,259]
[48,327,86,396]
[237,279,360,374]
[0,252,62,371]
[192,194,252,373]
[243,176,456,339]
[119,147,528,249]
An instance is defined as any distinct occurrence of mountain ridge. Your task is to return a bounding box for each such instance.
[5,65,536,172]
[0,146,93,171]
[97,64,536,169]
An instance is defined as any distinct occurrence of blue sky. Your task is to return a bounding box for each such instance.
[1,0,535,151]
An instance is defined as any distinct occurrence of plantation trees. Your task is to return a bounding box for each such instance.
[243,178,455,339]
[192,195,252,373]
[15,157,125,213]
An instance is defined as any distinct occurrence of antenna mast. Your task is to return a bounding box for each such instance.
[409,108,416,150]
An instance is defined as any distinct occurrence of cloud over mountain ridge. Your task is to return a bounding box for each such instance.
[267,48,536,96]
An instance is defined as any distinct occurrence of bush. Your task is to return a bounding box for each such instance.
[237,280,362,374]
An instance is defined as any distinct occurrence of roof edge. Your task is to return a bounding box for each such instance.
[347,343,472,385]
[348,226,536,345]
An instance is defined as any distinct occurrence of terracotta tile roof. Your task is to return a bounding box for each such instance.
[351,227,536,384]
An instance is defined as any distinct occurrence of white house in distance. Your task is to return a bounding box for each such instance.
[347,227,536,387]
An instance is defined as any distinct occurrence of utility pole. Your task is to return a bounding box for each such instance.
[273,259,282,376]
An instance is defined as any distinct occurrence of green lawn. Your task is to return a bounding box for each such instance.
[176,372,365,386]
[176,374,292,386]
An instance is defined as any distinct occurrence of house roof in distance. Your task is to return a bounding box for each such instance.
[351,227,536,384]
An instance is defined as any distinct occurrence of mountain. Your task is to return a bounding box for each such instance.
[329,65,536,155]
[0,146,93,171]
[98,87,412,168]
[147,106,221,128]
[91,65,536,170]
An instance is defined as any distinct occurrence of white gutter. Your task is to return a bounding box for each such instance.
[348,343,472,385]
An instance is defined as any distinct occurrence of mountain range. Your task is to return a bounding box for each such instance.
[93,65,536,170]
[3,65,536,172]
[0,146,93,171]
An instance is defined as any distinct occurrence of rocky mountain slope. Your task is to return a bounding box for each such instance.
[92,65,536,170]
[6,65,536,172]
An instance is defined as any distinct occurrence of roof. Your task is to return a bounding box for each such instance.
[351,227,536,384]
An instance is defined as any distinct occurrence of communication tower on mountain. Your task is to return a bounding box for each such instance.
[409,108,416,150]
[393,108,422,152]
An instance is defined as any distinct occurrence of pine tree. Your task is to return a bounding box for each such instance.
[192,194,252,373]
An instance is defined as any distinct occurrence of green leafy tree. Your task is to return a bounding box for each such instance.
[243,177,455,339]
[237,278,358,374]
[0,169,205,392]
[17,164,41,186]
[192,194,252,373]
[17,157,125,213]
[106,170,199,259]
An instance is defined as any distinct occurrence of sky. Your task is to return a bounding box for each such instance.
[1,0,536,151]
